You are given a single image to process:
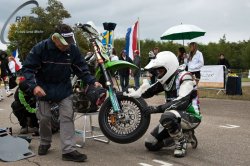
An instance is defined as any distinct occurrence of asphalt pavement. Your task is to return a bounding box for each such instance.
[0,94,250,166]
[242,82,250,86]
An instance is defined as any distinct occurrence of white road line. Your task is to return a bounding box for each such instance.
[219,124,240,129]
[0,109,4,111]
[139,160,173,166]
[138,163,153,166]
[153,160,173,166]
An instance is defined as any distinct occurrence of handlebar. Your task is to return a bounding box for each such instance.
[76,22,110,61]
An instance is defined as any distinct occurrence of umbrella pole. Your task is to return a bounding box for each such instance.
[181,33,184,46]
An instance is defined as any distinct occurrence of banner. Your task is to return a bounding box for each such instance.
[102,31,113,47]
[199,65,225,88]
[125,21,138,60]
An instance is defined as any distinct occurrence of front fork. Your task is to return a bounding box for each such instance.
[100,68,123,126]
[93,42,121,113]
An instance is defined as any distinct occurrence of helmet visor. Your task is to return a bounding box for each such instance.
[156,67,167,79]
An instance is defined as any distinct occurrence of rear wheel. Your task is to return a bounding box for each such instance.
[191,132,198,149]
[98,93,150,144]
[184,130,198,149]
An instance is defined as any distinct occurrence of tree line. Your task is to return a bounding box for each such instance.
[5,0,250,70]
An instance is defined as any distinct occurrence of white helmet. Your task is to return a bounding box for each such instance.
[145,51,179,84]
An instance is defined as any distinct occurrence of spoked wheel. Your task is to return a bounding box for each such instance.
[184,130,198,149]
[190,132,198,149]
[98,93,150,144]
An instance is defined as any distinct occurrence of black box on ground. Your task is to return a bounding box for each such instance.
[226,76,242,95]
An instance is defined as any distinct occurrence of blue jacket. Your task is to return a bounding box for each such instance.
[22,38,96,102]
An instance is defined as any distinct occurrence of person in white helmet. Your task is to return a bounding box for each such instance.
[125,51,202,157]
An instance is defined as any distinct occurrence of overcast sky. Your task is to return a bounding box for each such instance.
[1,0,250,50]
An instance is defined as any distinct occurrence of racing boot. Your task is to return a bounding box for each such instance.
[173,132,187,157]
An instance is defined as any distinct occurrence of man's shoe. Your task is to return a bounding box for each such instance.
[38,144,51,155]
[20,127,28,134]
[62,150,87,162]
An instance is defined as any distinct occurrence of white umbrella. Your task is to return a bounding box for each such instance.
[161,24,205,44]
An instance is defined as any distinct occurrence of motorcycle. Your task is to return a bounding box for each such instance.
[72,22,150,144]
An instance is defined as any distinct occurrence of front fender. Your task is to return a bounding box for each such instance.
[95,60,138,80]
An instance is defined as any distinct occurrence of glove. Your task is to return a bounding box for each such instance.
[85,85,107,106]
[145,106,163,114]
[123,88,141,98]
[123,79,151,98]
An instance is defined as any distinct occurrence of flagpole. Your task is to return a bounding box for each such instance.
[137,17,142,83]
[112,30,115,50]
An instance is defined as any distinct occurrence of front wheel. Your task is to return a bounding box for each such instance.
[98,93,150,144]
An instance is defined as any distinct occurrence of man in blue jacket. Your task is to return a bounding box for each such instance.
[22,24,102,162]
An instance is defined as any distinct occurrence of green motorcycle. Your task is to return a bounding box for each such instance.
[72,22,150,144]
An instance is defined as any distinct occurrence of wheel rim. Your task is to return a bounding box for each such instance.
[191,134,198,148]
[104,99,142,136]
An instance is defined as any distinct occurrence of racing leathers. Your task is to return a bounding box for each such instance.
[141,68,202,157]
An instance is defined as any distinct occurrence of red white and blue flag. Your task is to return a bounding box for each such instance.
[12,49,22,71]
[125,21,138,60]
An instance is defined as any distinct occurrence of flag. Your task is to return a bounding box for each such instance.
[12,49,22,71]
[102,31,113,47]
[125,21,139,60]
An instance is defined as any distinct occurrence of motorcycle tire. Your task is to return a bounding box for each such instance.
[98,93,150,144]
[191,131,198,149]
